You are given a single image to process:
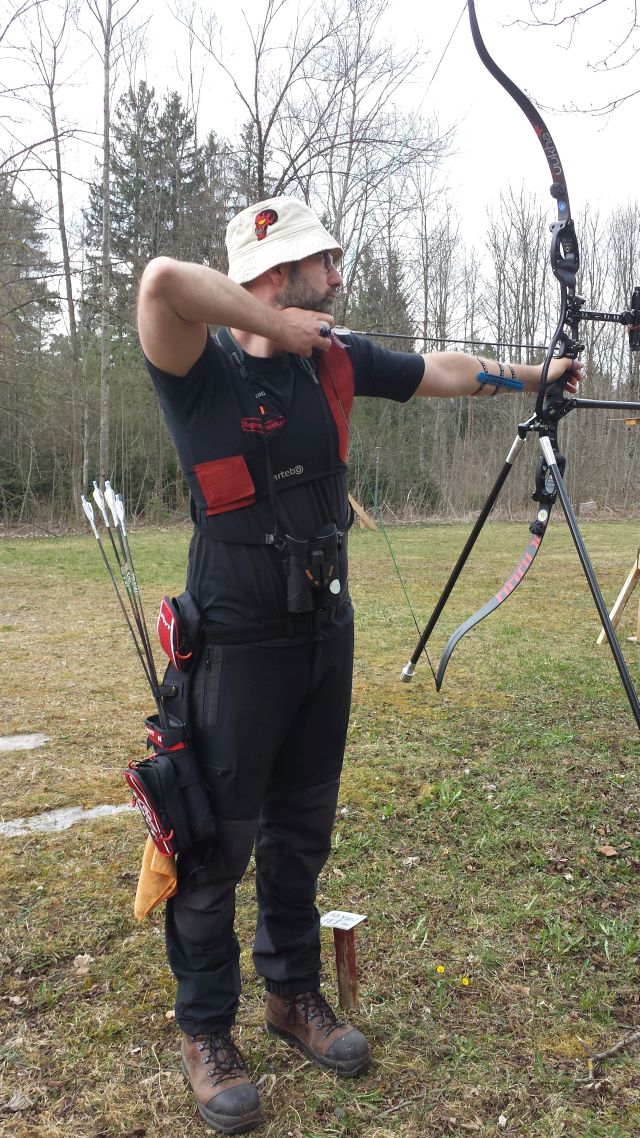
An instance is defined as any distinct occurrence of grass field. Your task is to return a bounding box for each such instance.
[1,520,640,1138]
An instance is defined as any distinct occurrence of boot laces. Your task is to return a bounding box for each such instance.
[287,990,346,1037]
[195,1029,247,1087]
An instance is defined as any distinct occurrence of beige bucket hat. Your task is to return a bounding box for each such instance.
[226,196,343,284]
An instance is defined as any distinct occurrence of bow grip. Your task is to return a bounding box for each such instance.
[543,376,567,403]
[549,219,579,290]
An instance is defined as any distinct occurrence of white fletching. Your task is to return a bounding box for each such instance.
[92,481,110,527]
[81,495,99,539]
[115,494,127,536]
[104,481,119,528]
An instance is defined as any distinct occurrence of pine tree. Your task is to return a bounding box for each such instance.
[85,83,226,338]
[0,176,60,520]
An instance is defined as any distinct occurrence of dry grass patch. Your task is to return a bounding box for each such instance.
[1,523,640,1136]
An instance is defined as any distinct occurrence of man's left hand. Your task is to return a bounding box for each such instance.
[547,357,583,394]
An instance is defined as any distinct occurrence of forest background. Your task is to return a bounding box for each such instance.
[1,0,639,530]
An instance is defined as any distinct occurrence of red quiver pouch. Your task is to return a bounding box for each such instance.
[124,715,216,857]
[157,592,200,671]
[124,591,216,858]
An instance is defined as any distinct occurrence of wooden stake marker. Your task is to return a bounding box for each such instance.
[597,547,640,646]
[320,910,367,1011]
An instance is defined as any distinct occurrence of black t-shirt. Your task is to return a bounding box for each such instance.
[145,331,423,628]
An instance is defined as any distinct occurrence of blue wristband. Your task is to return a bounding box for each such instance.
[476,370,524,391]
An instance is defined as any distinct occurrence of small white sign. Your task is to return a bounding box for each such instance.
[320,910,367,931]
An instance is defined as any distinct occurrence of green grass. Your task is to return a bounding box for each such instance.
[1,521,640,1136]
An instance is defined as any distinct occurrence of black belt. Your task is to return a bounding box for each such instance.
[203,607,340,645]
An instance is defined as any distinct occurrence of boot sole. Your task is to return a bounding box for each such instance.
[181,1058,263,1134]
[265,1022,371,1077]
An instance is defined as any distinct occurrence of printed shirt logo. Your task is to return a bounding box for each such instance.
[255,208,278,240]
[241,415,286,434]
[274,465,303,480]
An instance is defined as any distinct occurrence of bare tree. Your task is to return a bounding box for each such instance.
[176,0,347,200]
[82,0,144,482]
[21,0,90,514]
[315,0,449,308]
[0,3,42,178]
[481,188,549,360]
[513,1,640,112]
[177,0,450,299]
[0,0,42,44]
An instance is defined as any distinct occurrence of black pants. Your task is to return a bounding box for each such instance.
[164,619,354,1034]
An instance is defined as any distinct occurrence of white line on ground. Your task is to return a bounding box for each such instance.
[0,803,133,838]
[0,733,49,752]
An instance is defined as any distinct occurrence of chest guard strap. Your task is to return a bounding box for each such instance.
[190,331,355,536]
[316,336,354,463]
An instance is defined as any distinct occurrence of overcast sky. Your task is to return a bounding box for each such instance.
[405,1,639,236]
[4,0,639,248]
[134,0,639,239]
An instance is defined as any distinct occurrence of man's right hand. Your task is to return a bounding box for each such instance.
[272,308,335,357]
[138,259,337,375]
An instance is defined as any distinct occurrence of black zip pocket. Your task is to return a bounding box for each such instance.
[202,645,223,727]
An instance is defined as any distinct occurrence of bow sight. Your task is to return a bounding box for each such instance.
[567,287,640,354]
[401,1,640,730]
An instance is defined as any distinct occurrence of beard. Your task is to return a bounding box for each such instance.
[275,263,335,315]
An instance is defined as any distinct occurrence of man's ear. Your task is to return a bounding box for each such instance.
[265,263,287,286]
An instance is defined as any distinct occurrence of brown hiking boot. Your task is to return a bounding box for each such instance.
[181,1029,262,1134]
[265,990,371,1076]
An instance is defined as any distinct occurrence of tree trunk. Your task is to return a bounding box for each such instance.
[49,86,84,517]
[99,0,113,483]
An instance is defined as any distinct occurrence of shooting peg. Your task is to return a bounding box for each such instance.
[320,910,367,1011]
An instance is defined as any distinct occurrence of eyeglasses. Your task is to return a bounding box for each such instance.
[300,250,339,274]
[319,250,339,273]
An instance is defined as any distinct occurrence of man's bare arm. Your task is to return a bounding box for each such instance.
[137,257,334,376]
[414,351,582,399]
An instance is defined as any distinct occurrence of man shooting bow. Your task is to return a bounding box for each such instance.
[137,195,580,1134]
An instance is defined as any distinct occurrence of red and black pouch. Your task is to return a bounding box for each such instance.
[124,715,216,858]
[124,591,216,858]
[157,591,201,672]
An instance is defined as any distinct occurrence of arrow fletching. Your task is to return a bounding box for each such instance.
[92,481,110,527]
[115,493,128,536]
[81,495,100,539]
[104,480,119,528]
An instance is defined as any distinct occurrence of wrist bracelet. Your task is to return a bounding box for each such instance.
[476,370,524,392]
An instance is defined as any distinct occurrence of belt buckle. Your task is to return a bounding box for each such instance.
[311,607,336,630]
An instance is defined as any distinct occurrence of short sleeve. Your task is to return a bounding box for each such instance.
[340,334,424,402]
[143,334,217,424]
